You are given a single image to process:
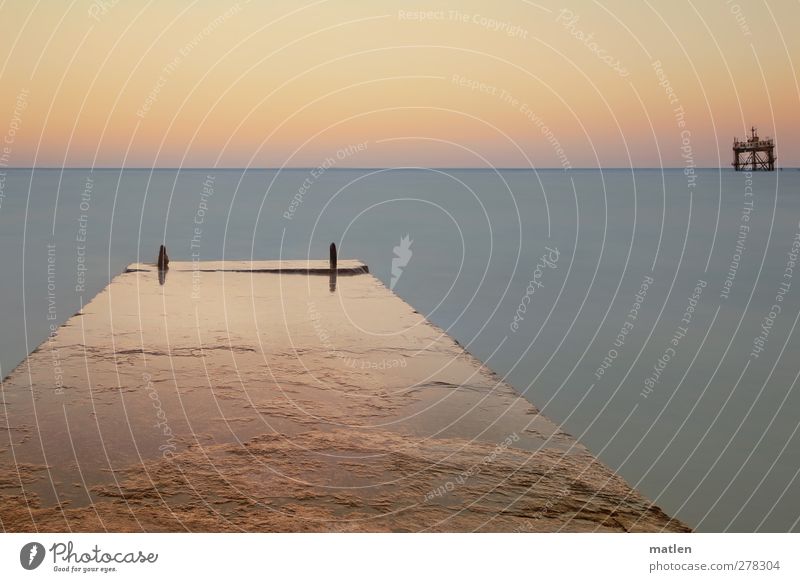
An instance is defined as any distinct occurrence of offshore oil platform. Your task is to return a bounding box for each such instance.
[732,127,775,171]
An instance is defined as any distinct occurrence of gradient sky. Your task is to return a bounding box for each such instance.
[0,0,797,168]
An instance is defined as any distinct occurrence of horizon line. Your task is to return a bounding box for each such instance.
[2,166,798,171]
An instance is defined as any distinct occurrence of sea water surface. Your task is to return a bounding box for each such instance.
[1,167,799,532]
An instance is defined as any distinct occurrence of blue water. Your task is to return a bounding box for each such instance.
[1,167,799,532]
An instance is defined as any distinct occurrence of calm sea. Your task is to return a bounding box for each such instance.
[1,167,799,532]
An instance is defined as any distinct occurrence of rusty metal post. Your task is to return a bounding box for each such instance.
[157,245,169,270]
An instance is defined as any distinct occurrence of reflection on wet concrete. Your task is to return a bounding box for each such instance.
[0,260,688,532]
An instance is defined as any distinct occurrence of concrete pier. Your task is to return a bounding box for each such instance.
[0,260,688,532]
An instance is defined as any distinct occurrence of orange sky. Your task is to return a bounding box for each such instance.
[0,0,797,168]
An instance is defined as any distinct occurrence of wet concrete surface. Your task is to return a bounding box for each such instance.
[0,261,689,532]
